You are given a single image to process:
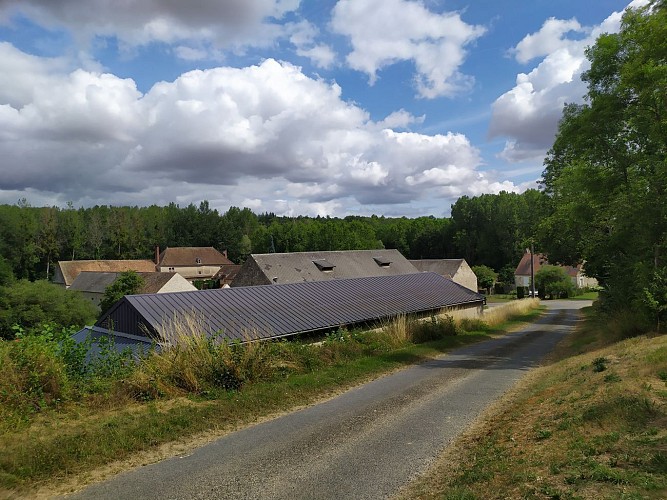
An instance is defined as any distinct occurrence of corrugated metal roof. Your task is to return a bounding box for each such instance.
[97,272,484,342]
[72,326,159,361]
[235,249,419,286]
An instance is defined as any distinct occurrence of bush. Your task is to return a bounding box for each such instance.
[0,280,97,339]
[0,334,70,422]
[535,266,575,299]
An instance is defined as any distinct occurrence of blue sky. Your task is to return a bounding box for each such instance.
[0,0,645,217]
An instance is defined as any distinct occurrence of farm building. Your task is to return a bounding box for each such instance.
[156,246,233,282]
[94,272,484,344]
[232,249,419,287]
[409,259,478,292]
[68,271,197,310]
[53,259,157,288]
[514,250,598,289]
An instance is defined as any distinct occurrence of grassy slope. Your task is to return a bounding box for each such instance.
[400,308,667,499]
[0,306,542,497]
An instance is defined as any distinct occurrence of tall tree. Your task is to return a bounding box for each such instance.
[541,1,667,320]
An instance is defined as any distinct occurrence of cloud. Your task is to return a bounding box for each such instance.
[510,18,584,64]
[0,44,517,216]
[331,0,485,98]
[289,20,336,69]
[488,0,649,163]
[0,0,301,53]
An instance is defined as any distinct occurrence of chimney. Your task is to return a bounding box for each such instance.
[223,249,228,258]
[155,246,160,266]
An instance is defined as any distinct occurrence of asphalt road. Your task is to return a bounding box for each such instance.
[69,300,589,500]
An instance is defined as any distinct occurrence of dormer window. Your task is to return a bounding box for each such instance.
[373,257,392,268]
[195,257,202,265]
[313,259,335,272]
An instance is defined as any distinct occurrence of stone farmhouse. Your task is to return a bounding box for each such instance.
[409,259,478,292]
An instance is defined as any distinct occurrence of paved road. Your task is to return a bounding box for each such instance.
[70,300,589,500]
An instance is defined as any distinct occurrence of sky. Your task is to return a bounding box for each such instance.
[0,0,648,217]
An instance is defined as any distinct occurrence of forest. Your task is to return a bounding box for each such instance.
[0,189,546,283]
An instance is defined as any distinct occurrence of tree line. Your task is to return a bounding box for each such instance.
[0,191,547,282]
[1,2,662,333]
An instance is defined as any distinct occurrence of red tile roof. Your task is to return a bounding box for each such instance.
[158,247,233,267]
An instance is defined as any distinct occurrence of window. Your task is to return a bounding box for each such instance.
[168,267,175,272]
[313,259,335,272]
[373,257,392,268]
[195,257,202,264]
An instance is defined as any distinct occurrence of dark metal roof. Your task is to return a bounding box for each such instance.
[97,272,484,342]
[72,326,159,361]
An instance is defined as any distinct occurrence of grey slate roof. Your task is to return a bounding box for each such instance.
[409,259,466,278]
[96,272,484,342]
[234,249,419,286]
[69,271,181,294]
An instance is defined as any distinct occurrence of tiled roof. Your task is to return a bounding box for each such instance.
[409,259,466,278]
[97,272,484,342]
[514,253,582,277]
[240,249,418,285]
[56,260,156,286]
[514,252,548,276]
[158,247,233,267]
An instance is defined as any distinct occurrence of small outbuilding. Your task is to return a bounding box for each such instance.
[68,271,197,310]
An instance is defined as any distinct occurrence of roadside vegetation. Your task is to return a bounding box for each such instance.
[401,304,667,499]
[0,300,540,495]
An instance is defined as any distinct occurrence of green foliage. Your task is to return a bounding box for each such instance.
[450,190,549,271]
[0,255,14,286]
[535,265,575,299]
[99,270,145,314]
[541,2,667,325]
[0,280,97,340]
[472,265,497,292]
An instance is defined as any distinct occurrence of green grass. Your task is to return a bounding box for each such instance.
[568,291,600,300]
[0,304,542,496]
[399,307,667,500]
[485,294,515,303]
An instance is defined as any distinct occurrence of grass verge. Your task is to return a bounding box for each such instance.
[0,302,540,497]
[399,307,667,500]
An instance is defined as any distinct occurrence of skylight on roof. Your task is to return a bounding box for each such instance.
[313,259,335,272]
[373,257,392,267]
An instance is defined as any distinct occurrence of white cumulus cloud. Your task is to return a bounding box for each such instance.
[331,0,485,98]
[488,0,649,163]
[0,43,518,216]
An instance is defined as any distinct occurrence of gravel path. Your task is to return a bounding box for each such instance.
[69,301,588,500]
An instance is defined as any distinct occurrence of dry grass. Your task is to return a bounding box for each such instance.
[400,309,667,500]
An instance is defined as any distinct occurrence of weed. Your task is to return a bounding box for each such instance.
[604,373,621,382]
[535,428,553,440]
[592,357,608,372]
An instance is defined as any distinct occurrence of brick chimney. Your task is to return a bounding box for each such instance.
[155,246,160,266]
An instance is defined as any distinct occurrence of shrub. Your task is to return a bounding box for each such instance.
[0,280,97,339]
[0,334,70,421]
